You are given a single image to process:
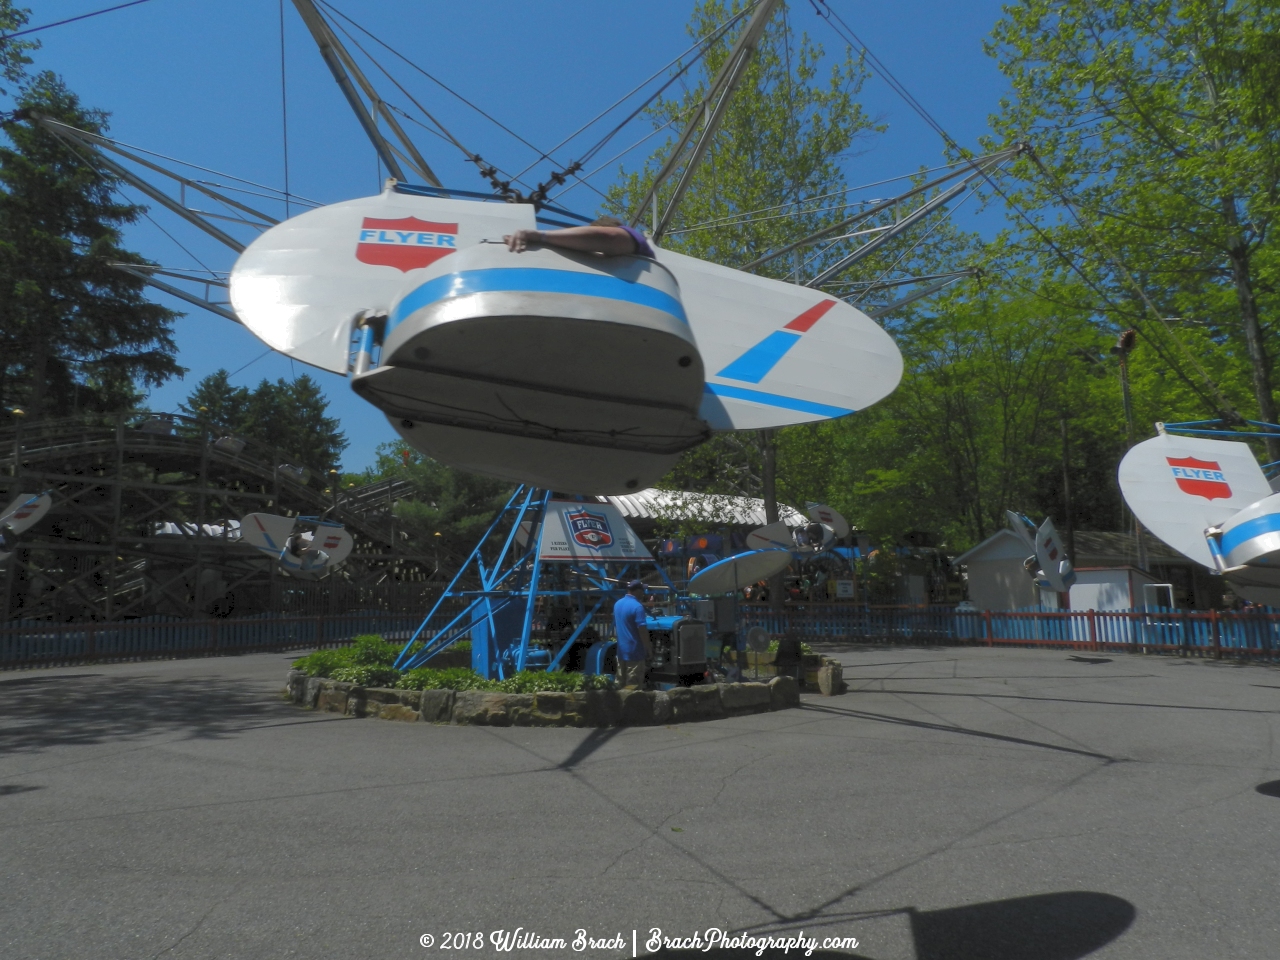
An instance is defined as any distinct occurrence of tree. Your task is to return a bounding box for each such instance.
[985,0,1280,445]
[356,441,512,569]
[179,370,348,472]
[0,1,36,94]
[607,0,898,520]
[0,72,182,416]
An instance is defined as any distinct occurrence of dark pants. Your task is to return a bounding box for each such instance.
[618,659,646,689]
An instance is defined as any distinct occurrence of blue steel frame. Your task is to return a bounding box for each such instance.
[393,486,679,679]
[1163,419,1280,476]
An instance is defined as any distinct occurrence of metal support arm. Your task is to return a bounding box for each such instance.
[291,0,442,187]
[630,0,781,239]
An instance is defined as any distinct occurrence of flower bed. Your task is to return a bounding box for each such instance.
[284,634,844,726]
[283,671,803,727]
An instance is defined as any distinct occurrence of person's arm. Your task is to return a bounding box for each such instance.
[504,225,638,255]
[634,607,652,659]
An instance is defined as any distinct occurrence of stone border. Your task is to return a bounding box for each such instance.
[282,671,822,727]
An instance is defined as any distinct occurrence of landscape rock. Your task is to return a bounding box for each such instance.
[583,689,622,727]
[284,669,307,703]
[668,685,724,723]
[528,691,589,727]
[344,687,367,717]
[303,676,322,708]
[375,702,421,722]
[419,688,455,723]
[290,677,799,727]
[315,681,352,714]
[817,660,846,696]
[652,690,672,724]
[618,689,658,726]
[768,675,800,710]
[452,690,516,726]
[720,681,772,714]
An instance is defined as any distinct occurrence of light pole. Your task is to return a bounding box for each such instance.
[1111,330,1147,569]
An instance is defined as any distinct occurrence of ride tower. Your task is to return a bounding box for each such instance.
[393,486,676,680]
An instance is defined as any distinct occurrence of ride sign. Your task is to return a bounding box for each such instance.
[1167,456,1232,500]
[355,216,457,272]
[537,500,652,561]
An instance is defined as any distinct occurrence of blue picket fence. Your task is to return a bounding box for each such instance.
[0,612,422,668]
[738,603,1280,658]
[5,604,1279,669]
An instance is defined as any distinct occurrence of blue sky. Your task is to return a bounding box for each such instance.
[19,0,1011,471]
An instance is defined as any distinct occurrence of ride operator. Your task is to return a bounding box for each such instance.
[613,580,652,689]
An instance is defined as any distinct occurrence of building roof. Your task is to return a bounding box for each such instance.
[952,528,1029,566]
[604,488,805,527]
[952,527,1192,568]
[1072,531,1188,566]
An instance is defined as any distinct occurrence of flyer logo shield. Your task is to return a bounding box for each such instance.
[564,509,613,550]
[1167,456,1232,500]
[355,217,458,272]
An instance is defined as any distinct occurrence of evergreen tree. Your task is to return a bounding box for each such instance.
[0,72,182,416]
[179,371,348,472]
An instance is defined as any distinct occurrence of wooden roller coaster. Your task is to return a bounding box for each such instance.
[0,412,437,622]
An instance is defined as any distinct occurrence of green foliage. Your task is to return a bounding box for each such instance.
[330,665,401,687]
[291,648,345,677]
[492,670,610,693]
[766,638,813,655]
[179,369,348,472]
[355,440,512,567]
[396,666,495,691]
[347,634,402,666]
[395,666,607,692]
[294,636,601,693]
[607,0,881,278]
[0,2,37,93]
[291,634,400,678]
[0,73,182,416]
[985,0,1280,429]
[604,0,1280,552]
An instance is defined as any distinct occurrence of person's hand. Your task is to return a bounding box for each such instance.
[503,229,541,252]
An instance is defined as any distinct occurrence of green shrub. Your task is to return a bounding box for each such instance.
[292,635,405,679]
[292,648,347,677]
[494,671,610,693]
[395,666,607,693]
[396,666,495,691]
[330,665,401,687]
[348,634,402,666]
[766,639,815,655]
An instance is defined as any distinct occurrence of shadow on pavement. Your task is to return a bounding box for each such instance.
[558,727,623,769]
[910,891,1135,960]
[654,951,867,959]
[654,891,1133,960]
[0,672,295,755]
[1256,779,1280,798]
[0,784,44,795]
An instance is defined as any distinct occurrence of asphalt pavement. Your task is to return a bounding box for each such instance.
[2,644,1279,959]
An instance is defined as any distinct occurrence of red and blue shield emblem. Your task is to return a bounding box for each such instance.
[565,509,613,550]
[356,217,457,272]
[1167,456,1232,501]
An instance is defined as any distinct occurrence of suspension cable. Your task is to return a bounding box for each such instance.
[811,0,1233,415]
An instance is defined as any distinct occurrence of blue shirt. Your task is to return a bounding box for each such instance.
[613,594,648,661]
